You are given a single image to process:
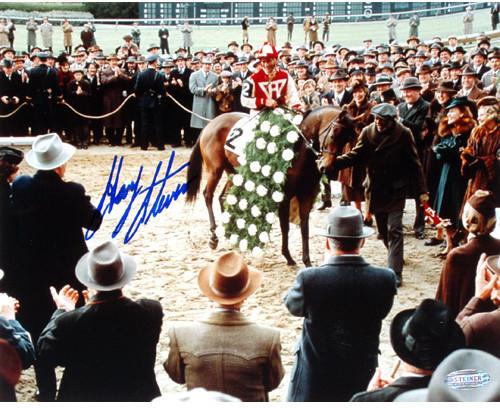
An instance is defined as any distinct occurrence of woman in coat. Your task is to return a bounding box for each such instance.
[463,6,474,35]
[265,17,277,46]
[433,97,476,254]
[26,18,37,52]
[62,19,73,54]
[180,22,193,54]
[461,96,500,208]
[339,80,374,224]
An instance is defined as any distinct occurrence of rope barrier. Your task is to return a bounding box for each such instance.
[61,93,136,120]
[0,102,28,119]
[165,92,211,122]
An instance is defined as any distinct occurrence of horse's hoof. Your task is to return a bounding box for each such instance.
[209,237,219,249]
[287,259,297,266]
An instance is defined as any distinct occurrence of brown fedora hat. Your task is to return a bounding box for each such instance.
[198,251,262,305]
[435,80,457,94]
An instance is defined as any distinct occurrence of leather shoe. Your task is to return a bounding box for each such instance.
[316,201,332,211]
[424,237,444,246]
[396,276,402,288]
[363,218,373,227]
[415,231,425,240]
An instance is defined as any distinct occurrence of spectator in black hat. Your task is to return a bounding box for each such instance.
[471,49,491,79]
[322,103,428,287]
[457,65,486,101]
[158,22,169,54]
[0,58,23,137]
[351,299,465,402]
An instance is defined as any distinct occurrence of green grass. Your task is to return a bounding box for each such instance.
[0,2,86,12]
[6,7,492,54]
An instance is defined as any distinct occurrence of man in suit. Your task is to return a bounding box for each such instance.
[471,49,491,79]
[158,23,169,54]
[26,51,62,135]
[170,54,194,147]
[165,251,284,402]
[457,65,486,102]
[11,133,102,400]
[322,104,428,287]
[351,299,465,401]
[134,54,165,150]
[397,77,430,240]
[231,57,251,113]
[285,206,396,401]
[0,58,23,136]
[37,241,163,401]
[188,57,219,146]
[321,70,352,107]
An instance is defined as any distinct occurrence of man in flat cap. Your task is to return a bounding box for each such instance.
[285,206,396,401]
[320,103,428,287]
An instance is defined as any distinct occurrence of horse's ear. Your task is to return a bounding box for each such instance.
[338,109,349,122]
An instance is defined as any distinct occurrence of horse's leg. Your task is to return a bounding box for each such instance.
[203,168,224,249]
[299,195,315,267]
[279,197,296,266]
[218,177,233,212]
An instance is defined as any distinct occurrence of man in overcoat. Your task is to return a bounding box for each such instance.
[170,54,193,147]
[37,241,163,401]
[188,57,218,146]
[165,251,284,401]
[322,103,428,286]
[11,133,102,399]
[285,206,397,401]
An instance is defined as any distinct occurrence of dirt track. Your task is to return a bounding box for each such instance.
[15,145,445,401]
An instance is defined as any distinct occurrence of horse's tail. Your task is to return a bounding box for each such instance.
[186,140,203,204]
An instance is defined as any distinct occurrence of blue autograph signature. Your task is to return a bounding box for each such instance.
[85,150,192,243]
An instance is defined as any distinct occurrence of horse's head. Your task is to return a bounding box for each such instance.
[316,109,356,173]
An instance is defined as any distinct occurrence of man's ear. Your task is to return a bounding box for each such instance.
[360,238,365,249]
[325,238,331,251]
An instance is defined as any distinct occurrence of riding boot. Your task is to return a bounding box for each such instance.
[316,180,332,210]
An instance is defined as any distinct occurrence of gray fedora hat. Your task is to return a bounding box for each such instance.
[400,76,422,90]
[26,133,75,171]
[75,241,136,291]
[317,206,374,239]
[395,349,500,402]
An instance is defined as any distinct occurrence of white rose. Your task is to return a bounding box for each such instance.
[244,180,255,192]
[229,234,238,245]
[236,218,246,229]
[215,226,225,237]
[260,120,271,132]
[270,125,281,137]
[292,114,303,125]
[261,164,271,177]
[239,239,248,252]
[237,155,247,166]
[284,113,293,121]
[248,224,257,236]
[250,205,261,217]
[238,199,248,210]
[265,212,275,224]
[249,161,261,173]
[256,185,268,197]
[267,142,277,154]
[275,107,285,115]
[272,191,284,202]
[232,174,244,186]
[226,194,237,205]
[256,137,267,150]
[221,211,231,224]
[286,130,299,143]
[259,231,269,243]
[282,148,295,162]
[252,246,264,258]
[273,171,285,184]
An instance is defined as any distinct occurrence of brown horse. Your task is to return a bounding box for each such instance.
[186,106,355,266]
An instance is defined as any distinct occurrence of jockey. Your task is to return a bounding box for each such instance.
[241,42,301,114]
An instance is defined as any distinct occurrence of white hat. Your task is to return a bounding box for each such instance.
[75,241,137,291]
[25,133,75,170]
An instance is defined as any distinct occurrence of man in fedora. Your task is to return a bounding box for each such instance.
[321,103,428,287]
[165,251,284,402]
[457,65,486,102]
[351,298,465,401]
[285,206,397,401]
[37,241,163,401]
[397,76,430,241]
[11,133,102,400]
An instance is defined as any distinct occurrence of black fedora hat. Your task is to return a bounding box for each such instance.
[316,206,373,239]
[390,299,465,370]
[330,70,349,81]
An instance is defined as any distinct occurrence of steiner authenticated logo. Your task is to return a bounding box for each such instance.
[446,369,491,390]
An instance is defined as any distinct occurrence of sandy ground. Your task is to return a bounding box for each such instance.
[14,144,446,402]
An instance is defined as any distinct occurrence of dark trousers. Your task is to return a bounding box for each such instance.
[139,106,163,149]
[375,210,404,277]
[105,127,124,146]
[413,198,425,234]
[90,120,103,143]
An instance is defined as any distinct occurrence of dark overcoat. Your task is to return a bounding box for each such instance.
[351,375,431,402]
[11,171,102,340]
[99,67,130,128]
[37,293,163,401]
[331,121,427,214]
[285,256,397,401]
[436,234,500,317]
[397,97,430,154]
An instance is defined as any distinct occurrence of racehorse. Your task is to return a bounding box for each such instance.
[186,106,356,266]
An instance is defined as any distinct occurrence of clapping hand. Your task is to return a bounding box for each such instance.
[0,293,19,320]
[50,285,79,311]
[366,367,396,391]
